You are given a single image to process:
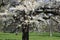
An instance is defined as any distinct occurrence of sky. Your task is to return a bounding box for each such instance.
[44,0,50,2]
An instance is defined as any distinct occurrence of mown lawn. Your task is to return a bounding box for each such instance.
[29,32,60,40]
[0,32,60,40]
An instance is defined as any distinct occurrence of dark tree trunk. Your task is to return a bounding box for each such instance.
[22,22,29,40]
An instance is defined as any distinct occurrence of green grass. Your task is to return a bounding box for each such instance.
[29,32,60,40]
[0,32,60,40]
[0,32,22,40]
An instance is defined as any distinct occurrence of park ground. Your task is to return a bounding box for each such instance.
[0,32,60,40]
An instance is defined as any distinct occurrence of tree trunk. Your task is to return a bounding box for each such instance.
[22,22,29,40]
[49,18,53,37]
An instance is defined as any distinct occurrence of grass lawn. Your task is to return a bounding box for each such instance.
[0,32,60,40]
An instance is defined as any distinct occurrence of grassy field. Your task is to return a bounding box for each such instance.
[0,32,60,40]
